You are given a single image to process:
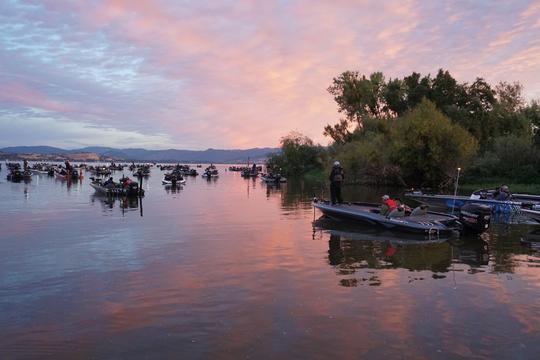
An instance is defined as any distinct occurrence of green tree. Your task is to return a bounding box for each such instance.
[325,71,387,139]
[383,78,408,116]
[391,99,478,187]
[465,135,540,182]
[523,100,540,145]
[403,72,431,109]
[463,78,496,149]
[266,132,325,176]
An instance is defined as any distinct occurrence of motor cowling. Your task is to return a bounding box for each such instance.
[459,203,491,233]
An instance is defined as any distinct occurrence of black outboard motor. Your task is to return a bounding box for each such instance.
[459,203,491,233]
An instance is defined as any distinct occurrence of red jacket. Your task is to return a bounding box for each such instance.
[384,199,397,211]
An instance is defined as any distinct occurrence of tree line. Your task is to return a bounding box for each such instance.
[268,69,540,188]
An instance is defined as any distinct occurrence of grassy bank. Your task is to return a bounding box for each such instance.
[303,168,326,183]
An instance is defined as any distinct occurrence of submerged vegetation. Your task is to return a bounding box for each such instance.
[270,69,540,189]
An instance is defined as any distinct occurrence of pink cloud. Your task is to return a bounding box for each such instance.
[3,0,540,148]
[0,82,76,113]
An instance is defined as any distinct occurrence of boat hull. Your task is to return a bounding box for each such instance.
[261,176,286,183]
[404,192,523,214]
[313,201,460,237]
[162,178,186,185]
[521,208,540,222]
[90,182,143,197]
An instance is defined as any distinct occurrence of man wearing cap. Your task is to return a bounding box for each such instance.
[495,185,511,201]
[380,195,397,216]
[329,161,345,205]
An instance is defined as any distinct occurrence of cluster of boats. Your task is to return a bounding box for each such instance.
[313,199,491,239]
[260,173,287,184]
[160,164,202,171]
[314,186,540,241]
[404,188,540,221]
[132,165,152,177]
[89,176,143,197]
[5,161,83,182]
[229,165,263,172]
[161,165,196,185]
[229,163,287,185]
[5,162,32,182]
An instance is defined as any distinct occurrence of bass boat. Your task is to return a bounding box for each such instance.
[89,177,143,197]
[162,176,186,185]
[313,199,490,237]
[261,174,287,184]
[404,189,526,214]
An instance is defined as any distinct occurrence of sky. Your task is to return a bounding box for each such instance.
[1,0,540,150]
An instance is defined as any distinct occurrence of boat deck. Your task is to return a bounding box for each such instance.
[317,202,456,224]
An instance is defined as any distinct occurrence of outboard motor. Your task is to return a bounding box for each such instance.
[459,203,491,233]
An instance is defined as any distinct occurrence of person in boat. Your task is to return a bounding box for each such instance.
[103,176,115,188]
[388,205,405,218]
[23,160,29,171]
[329,161,344,205]
[410,204,429,216]
[394,197,411,213]
[494,185,511,201]
[380,195,397,216]
[252,163,257,174]
[65,161,73,172]
[122,177,132,188]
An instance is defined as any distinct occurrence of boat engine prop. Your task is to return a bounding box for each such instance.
[459,203,491,233]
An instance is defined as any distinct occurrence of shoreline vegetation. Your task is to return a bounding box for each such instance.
[267,69,540,193]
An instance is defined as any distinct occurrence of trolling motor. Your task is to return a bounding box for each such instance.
[459,203,491,233]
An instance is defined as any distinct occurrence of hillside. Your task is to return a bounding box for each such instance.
[0,146,279,163]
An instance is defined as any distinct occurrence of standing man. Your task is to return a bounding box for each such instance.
[329,161,344,205]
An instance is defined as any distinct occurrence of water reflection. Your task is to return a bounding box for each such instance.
[521,228,540,251]
[163,184,183,194]
[54,176,83,192]
[90,194,143,216]
[323,231,450,274]
[448,237,490,268]
[314,215,518,288]
[2,166,540,358]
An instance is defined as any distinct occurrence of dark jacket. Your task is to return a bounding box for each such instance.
[495,190,510,201]
[329,166,344,183]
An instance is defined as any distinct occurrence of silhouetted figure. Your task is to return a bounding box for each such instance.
[328,234,344,266]
[329,161,344,205]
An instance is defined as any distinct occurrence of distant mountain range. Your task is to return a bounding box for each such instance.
[0,146,279,163]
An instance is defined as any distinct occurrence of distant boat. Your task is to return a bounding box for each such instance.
[261,174,286,183]
[7,169,32,182]
[202,165,218,178]
[55,169,81,181]
[162,176,186,185]
[89,177,143,197]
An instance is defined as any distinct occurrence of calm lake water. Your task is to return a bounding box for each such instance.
[1,164,540,359]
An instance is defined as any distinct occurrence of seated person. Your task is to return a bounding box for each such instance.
[103,177,115,188]
[380,195,397,216]
[388,205,405,218]
[122,177,132,188]
[495,185,511,201]
[410,204,429,216]
[394,197,412,213]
